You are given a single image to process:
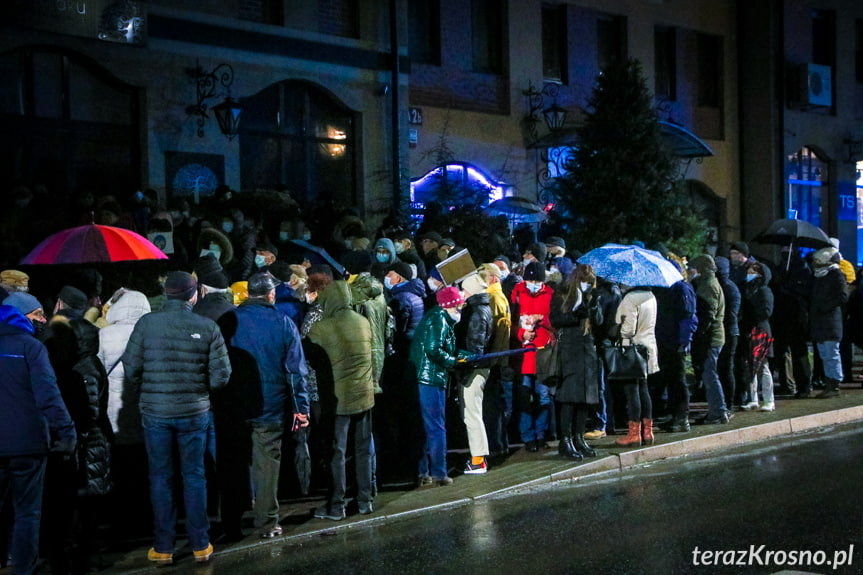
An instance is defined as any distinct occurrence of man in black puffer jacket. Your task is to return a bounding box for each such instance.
[455,273,493,475]
[123,271,231,565]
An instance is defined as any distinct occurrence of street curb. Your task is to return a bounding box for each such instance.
[278,405,863,534]
[112,405,863,572]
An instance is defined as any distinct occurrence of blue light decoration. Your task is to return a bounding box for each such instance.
[410,162,508,204]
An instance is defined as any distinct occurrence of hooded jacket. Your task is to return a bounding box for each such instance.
[741,264,774,355]
[370,237,398,282]
[810,264,848,342]
[387,277,427,351]
[98,290,151,444]
[0,305,76,458]
[350,272,390,390]
[690,255,726,349]
[307,281,375,415]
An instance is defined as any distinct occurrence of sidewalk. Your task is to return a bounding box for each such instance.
[101,381,863,573]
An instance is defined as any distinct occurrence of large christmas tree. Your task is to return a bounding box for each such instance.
[555,58,707,255]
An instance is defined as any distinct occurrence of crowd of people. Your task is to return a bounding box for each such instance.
[1,193,861,572]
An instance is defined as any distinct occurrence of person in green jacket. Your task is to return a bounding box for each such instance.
[409,286,470,487]
[307,280,376,520]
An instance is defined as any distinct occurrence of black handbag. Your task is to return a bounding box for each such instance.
[603,340,649,381]
[533,328,562,386]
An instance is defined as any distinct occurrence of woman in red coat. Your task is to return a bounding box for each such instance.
[511,262,554,452]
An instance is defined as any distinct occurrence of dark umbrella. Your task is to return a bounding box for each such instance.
[755,218,832,269]
[484,197,547,225]
[755,218,832,249]
[289,239,346,277]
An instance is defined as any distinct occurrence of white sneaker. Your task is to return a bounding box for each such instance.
[758,402,775,412]
[740,401,759,411]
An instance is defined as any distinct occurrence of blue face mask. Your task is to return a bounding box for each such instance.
[384,276,394,290]
[745,273,759,282]
[526,282,542,294]
[376,253,389,263]
[222,222,234,234]
[255,255,267,268]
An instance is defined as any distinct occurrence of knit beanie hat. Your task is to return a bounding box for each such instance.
[3,292,42,315]
[198,270,230,289]
[387,261,413,282]
[193,253,223,278]
[524,242,547,263]
[436,286,464,309]
[523,261,546,282]
[729,241,750,257]
[58,285,88,310]
[164,271,197,300]
[544,236,566,250]
[493,255,511,270]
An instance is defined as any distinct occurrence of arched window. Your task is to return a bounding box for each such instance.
[786,146,829,228]
[239,81,356,208]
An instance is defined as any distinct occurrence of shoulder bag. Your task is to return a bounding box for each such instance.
[603,339,649,381]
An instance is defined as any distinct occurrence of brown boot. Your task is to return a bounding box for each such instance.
[642,419,654,445]
[615,421,642,447]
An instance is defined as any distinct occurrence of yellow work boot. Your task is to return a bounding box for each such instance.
[147,548,173,565]
[193,543,214,563]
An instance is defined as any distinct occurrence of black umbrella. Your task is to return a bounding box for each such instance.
[755,218,832,249]
[755,218,832,270]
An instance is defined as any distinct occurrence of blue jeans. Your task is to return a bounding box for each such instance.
[142,412,211,553]
[815,341,843,382]
[0,455,46,575]
[699,345,727,419]
[519,375,551,442]
[417,385,448,479]
[593,361,608,432]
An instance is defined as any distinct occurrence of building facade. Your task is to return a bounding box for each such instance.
[4,1,863,265]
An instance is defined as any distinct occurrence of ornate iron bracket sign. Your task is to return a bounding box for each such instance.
[185,61,242,140]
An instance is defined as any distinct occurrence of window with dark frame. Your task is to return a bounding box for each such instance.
[542,4,568,84]
[654,25,677,100]
[811,9,835,68]
[409,0,441,65]
[472,0,504,74]
[696,32,722,107]
[597,14,626,73]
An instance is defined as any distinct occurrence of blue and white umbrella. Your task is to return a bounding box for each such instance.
[577,243,683,287]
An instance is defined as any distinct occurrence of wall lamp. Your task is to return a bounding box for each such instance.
[186,61,243,140]
[522,81,568,142]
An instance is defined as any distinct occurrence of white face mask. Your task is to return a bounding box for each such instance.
[580,282,591,292]
[304,292,315,304]
[522,259,532,269]
[445,309,461,323]
[526,282,542,294]
[384,276,395,290]
[394,242,406,254]
[499,270,509,280]
[427,277,441,292]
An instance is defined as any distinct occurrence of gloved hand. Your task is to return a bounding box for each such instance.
[50,435,77,456]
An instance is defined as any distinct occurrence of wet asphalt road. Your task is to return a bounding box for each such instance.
[166,425,863,575]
